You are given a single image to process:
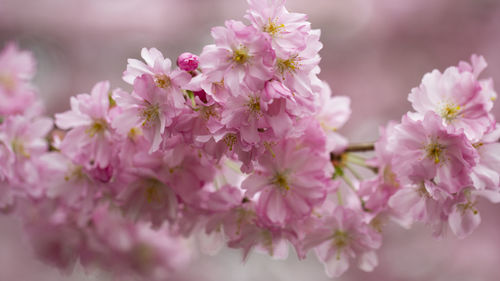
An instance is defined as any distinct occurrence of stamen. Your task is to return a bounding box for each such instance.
[11,139,30,158]
[0,73,15,92]
[141,103,160,128]
[223,133,237,151]
[232,47,250,64]
[277,55,299,75]
[263,18,285,37]
[440,104,461,122]
[144,178,164,204]
[271,172,290,191]
[246,96,261,116]
[154,74,171,89]
[86,119,107,137]
[425,141,445,164]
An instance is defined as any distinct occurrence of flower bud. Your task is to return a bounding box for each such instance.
[177,52,199,72]
[194,90,207,103]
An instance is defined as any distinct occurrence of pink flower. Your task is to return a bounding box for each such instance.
[199,20,275,93]
[177,52,199,72]
[245,0,311,56]
[113,75,183,153]
[38,152,103,212]
[273,29,322,100]
[241,139,331,226]
[314,83,351,153]
[55,81,116,168]
[116,172,178,228]
[89,206,192,281]
[390,112,477,194]
[0,42,40,116]
[204,199,292,260]
[408,55,496,141]
[358,122,400,217]
[0,115,52,199]
[388,180,450,234]
[123,47,191,89]
[301,207,382,277]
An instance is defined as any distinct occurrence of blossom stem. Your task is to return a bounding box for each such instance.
[345,164,362,180]
[337,190,343,206]
[341,174,357,193]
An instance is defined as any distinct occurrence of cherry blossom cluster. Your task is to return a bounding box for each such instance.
[0,0,499,280]
[362,55,500,238]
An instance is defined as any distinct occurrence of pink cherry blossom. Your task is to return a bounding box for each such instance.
[0,42,40,116]
[408,55,496,141]
[390,112,477,194]
[199,20,275,93]
[301,207,382,278]
[245,0,311,56]
[55,81,117,168]
[0,115,52,199]
[112,75,184,153]
[241,139,332,226]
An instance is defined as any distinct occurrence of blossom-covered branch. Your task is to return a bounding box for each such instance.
[1,0,499,280]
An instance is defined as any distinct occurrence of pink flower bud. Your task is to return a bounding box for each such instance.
[194,90,207,103]
[177,52,199,72]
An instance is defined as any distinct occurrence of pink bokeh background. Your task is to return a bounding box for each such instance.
[1,0,500,280]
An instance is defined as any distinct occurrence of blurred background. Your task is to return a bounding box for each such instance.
[1,0,500,280]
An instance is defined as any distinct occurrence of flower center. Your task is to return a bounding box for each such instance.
[246,96,261,115]
[0,72,16,92]
[263,18,285,37]
[232,47,250,65]
[144,178,164,204]
[271,172,290,191]
[128,127,142,140]
[332,230,350,249]
[223,133,237,151]
[200,105,219,120]
[64,165,85,182]
[276,55,299,75]
[154,74,171,89]
[86,119,107,137]
[141,103,160,127]
[11,139,29,158]
[425,141,445,164]
[440,104,461,122]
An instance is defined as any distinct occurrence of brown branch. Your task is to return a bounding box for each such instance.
[343,143,375,153]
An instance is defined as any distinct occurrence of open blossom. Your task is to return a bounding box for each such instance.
[115,167,178,228]
[89,207,192,281]
[300,207,382,278]
[113,75,182,153]
[55,81,116,168]
[0,42,41,116]
[470,126,500,191]
[199,20,275,93]
[314,83,351,153]
[245,0,311,56]
[123,47,191,88]
[358,122,400,218]
[273,29,322,100]
[0,115,52,199]
[204,199,292,260]
[408,55,496,141]
[123,48,191,112]
[390,112,477,194]
[241,139,332,226]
